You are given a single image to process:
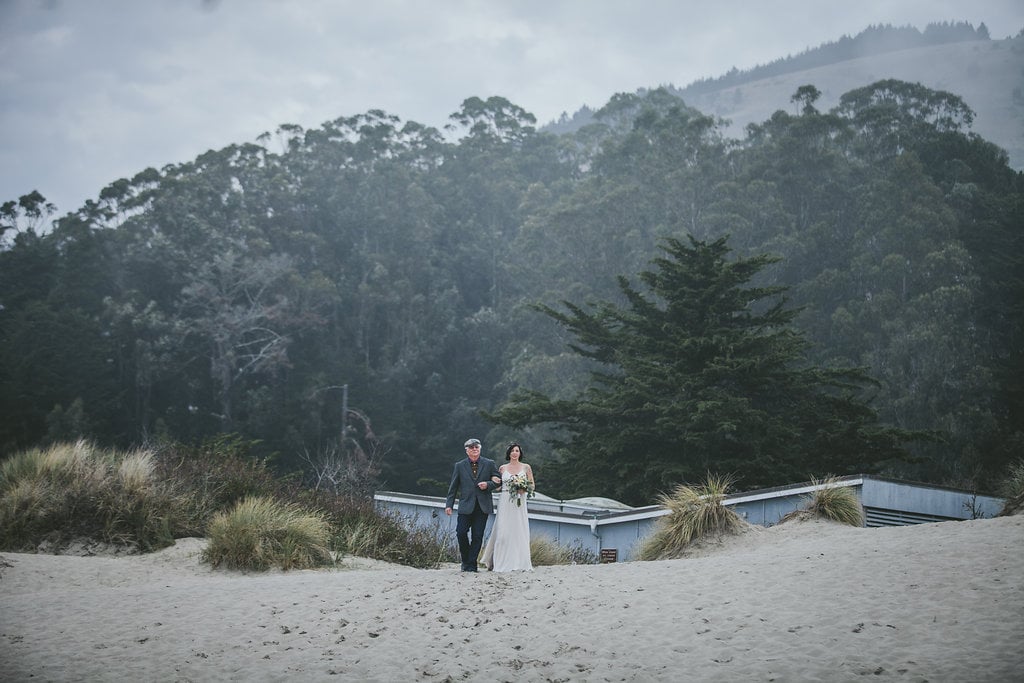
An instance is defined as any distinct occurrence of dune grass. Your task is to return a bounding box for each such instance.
[0,439,452,570]
[0,440,177,552]
[326,499,454,568]
[529,536,598,566]
[998,459,1024,516]
[806,476,864,526]
[636,474,745,561]
[780,476,864,526]
[1003,459,1024,497]
[203,496,333,571]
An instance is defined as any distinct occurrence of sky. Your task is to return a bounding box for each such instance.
[2,0,1022,217]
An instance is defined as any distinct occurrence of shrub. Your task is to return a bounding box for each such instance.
[313,493,451,569]
[203,496,333,571]
[2,437,457,569]
[152,438,281,537]
[1000,459,1024,499]
[636,474,745,561]
[1,438,452,569]
[998,459,1024,516]
[0,441,177,552]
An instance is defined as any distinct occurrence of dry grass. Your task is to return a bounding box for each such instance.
[338,520,383,557]
[0,441,176,551]
[998,460,1024,516]
[780,476,864,526]
[203,496,333,571]
[636,474,746,561]
[116,451,156,492]
[528,535,599,566]
[476,535,597,567]
[1,440,453,569]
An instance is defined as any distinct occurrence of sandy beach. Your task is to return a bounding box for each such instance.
[1,514,1021,682]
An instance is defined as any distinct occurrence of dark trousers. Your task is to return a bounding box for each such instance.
[456,507,488,570]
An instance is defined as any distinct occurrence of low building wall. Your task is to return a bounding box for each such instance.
[374,475,1004,563]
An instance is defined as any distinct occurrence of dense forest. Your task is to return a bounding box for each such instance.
[2,78,1022,504]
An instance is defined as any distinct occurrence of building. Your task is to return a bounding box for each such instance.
[373,475,1005,563]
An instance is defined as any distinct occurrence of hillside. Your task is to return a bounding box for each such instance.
[683,34,1024,168]
[546,31,1024,170]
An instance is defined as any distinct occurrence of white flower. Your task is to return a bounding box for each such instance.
[506,472,534,507]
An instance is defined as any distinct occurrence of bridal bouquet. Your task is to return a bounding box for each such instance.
[507,472,535,507]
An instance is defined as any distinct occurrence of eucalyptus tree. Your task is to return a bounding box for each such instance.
[514,90,731,309]
[0,203,123,450]
[728,80,1020,489]
[834,79,975,163]
[177,251,301,431]
[0,190,56,248]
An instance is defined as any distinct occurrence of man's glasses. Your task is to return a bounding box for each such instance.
[466,445,480,450]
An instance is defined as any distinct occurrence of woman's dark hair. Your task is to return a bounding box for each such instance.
[505,442,525,461]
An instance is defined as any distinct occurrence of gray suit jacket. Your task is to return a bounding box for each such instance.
[445,457,500,514]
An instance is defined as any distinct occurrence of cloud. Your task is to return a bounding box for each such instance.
[1,0,1021,215]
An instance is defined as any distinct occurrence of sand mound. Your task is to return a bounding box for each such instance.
[1,516,1021,681]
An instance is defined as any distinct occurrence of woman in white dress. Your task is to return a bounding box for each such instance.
[482,442,534,572]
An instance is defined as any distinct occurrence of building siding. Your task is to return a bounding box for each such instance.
[374,475,1004,563]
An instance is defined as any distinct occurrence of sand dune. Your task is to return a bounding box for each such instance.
[1,515,1021,682]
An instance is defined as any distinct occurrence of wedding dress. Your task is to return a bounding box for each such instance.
[482,469,533,572]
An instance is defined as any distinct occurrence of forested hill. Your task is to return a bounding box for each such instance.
[546,23,1024,169]
[678,21,992,97]
[2,42,1023,505]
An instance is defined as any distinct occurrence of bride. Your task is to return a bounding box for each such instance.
[482,442,534,572]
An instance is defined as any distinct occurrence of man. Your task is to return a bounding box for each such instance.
[445,438,500,572]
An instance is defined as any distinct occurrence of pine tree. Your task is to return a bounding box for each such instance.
[489,235,912,505]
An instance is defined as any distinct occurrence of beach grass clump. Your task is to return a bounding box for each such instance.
[0,479,52,550]
[529,536,599,566]
[0,440,177,552]
[997,459,1024,516]
[999,459,1024,499]
[636,474,745,561]
[316,494,452,568]
[779,476,864,526]
[529,535,568,566]
[1,438,451,569]
[0,440,103,492]
[153,437,282,537]
[203,496,333,571]
[96,449,178,550]
[806,476,864,526]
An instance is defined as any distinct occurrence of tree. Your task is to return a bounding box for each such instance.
[447,96,537,146]
[834,79,975,162]
[1,191,56,248]
[791,84,822,115]
[178,251,301,430]
[489,236,911,505]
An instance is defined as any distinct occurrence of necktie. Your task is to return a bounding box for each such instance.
[471,461,479,478]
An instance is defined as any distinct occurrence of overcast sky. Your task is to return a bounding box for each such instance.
[2,0,1022,216]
